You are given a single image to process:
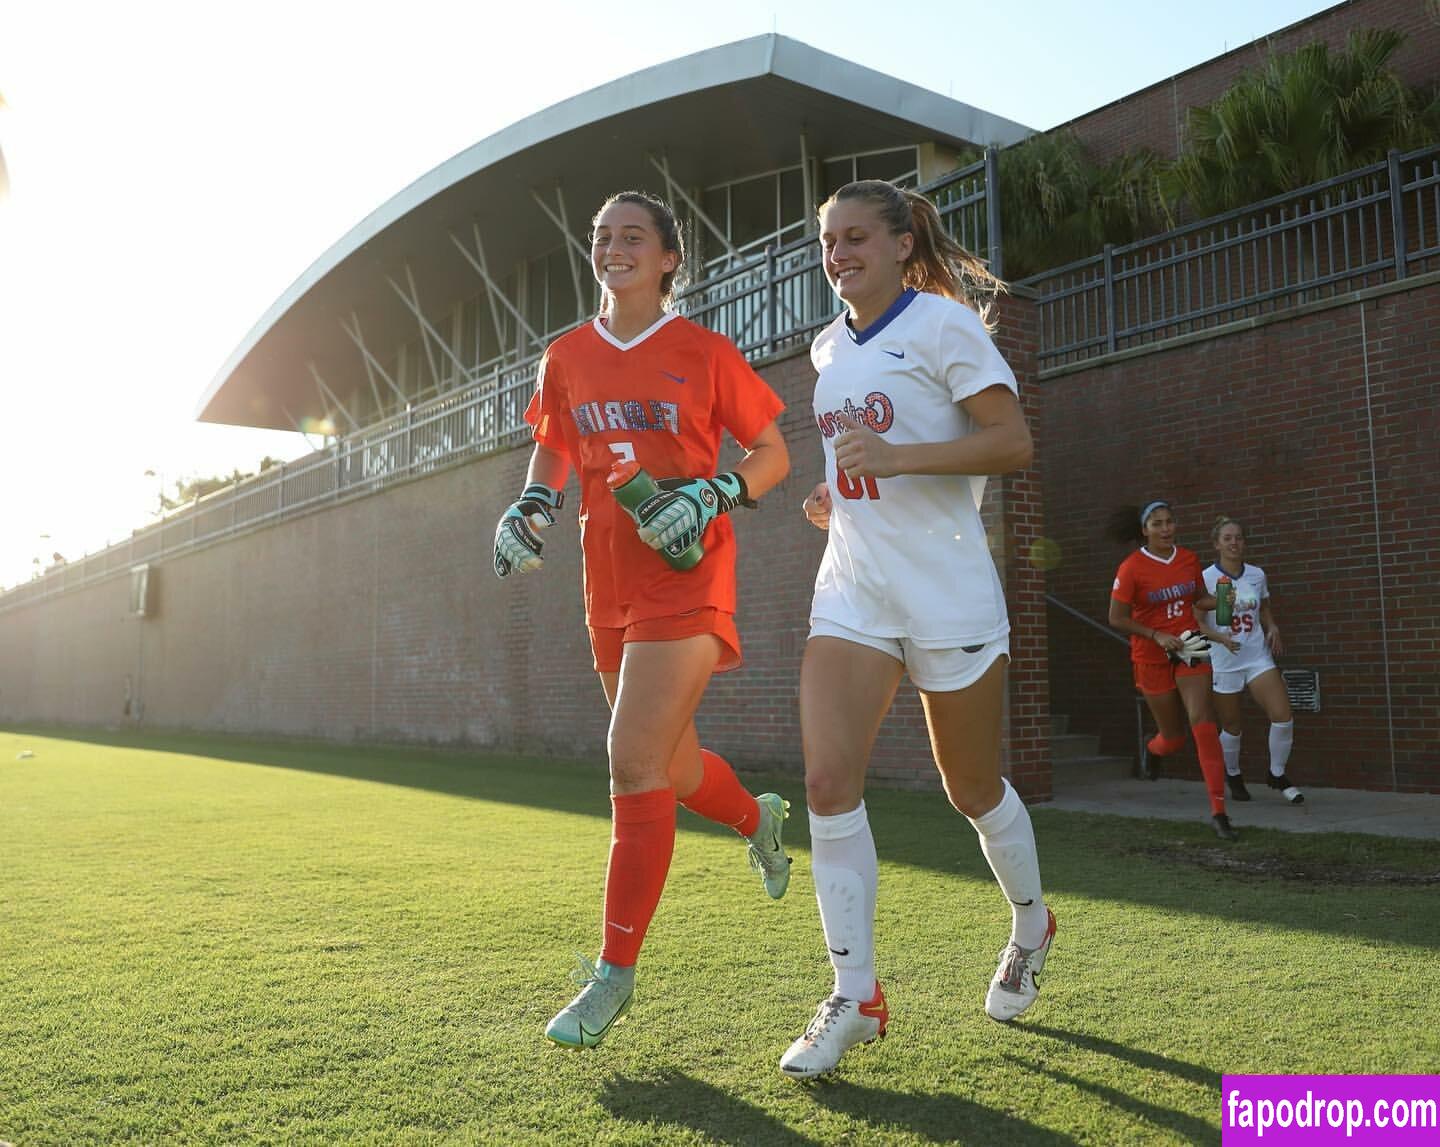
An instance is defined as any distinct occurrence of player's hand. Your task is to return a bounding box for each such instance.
[803,482,832,530]
[635,473,748,555]
[1173,629,1212,666]
[494,483,564,577]
[834,411,899,479]
[1152,630,1181,654]
[1266,627,1284,655]
[1212,631,1240,654]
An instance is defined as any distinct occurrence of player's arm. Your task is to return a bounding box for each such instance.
[832,385,1031,481]
[635,419,789,555]
[1108,596,1180,654]
[494,443,571,578]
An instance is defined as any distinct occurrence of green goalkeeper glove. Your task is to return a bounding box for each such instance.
[634,473,751,557]
[494,483,564,578]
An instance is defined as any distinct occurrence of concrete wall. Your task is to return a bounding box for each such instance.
[0,295,1052,796]
[1041,275,1440,792]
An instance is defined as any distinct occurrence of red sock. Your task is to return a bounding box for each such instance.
[600,788,676,967]
[1192,722,1228,815]
[678,749,760,837]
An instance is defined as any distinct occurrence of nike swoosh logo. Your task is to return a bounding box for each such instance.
[660,370,686,384]
[829,947,850,957]
[1008,897,1035,907]
[608,922,635,933]
[881,349,905,359]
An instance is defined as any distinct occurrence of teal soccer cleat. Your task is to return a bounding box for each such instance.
[545,955,634,1049]
[747,793,792,900]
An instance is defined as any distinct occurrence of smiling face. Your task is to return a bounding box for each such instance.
[818,197,912,325]
[1214,521,1246,564]
[590,200,678,304]
[1143,506,1177,553]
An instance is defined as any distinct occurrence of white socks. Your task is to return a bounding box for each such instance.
[968,780,1048,949]
[809,802,878,1002]
[1269,720,1294,776]
[1220,730,1244,776]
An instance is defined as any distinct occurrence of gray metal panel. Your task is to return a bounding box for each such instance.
[196,34,1032,431]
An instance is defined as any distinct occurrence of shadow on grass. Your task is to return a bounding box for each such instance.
[597,1068,1079,1146]
[599,1070,821,1146]
[9,724,1440,953]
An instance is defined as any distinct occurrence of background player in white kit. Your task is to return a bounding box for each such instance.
[779,179,1051,1080]
[1202,515,1304,804]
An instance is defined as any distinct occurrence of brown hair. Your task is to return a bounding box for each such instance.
[1106,500,1171,545]
[591,190,688,308]
[820,179,1005,327]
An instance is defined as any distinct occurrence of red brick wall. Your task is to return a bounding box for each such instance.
[1041,277,1440,793]
[1058,0,1440,163]
[0,295,1051,797]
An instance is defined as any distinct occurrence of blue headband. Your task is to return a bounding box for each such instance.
[1139,500,1170,527]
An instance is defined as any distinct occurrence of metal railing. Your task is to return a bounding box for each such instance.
[1024,144,1440,369]
[1,153,997,612]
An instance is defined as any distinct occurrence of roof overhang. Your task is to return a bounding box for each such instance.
[196,34,1032,430]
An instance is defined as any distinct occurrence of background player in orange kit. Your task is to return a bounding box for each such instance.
[493,190,792,1048]
[1107,500,1240,840]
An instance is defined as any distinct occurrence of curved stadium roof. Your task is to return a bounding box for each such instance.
[197,34,1031,431]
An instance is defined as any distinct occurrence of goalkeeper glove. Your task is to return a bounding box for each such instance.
[634,473,751,557]
[1172,629,1212,666]
[494,483,564,578]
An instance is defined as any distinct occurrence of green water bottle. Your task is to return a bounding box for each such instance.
[607,460,703,571]
[1215,575,1235,628]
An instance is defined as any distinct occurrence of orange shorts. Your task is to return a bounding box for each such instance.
[589,608,742,675]
[1133,658,1212,696]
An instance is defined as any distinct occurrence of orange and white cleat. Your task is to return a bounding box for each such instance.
[779,983,888,1079]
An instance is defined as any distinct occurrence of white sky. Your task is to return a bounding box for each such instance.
[0,0,1339,589]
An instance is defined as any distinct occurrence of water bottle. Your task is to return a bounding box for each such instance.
[1215,575,1234,628]
[607,461,703,571]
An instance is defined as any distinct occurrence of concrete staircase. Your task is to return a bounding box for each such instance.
[1050,713,1133,786]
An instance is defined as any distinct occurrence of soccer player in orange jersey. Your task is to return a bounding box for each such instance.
[492,191,792,1049]
[1107,500,1241,839]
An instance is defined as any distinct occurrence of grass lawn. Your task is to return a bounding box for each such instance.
[2,727,1437,1145]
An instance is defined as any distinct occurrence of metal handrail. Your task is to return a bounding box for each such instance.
[1045,593,1149,776]
[1023,143,1440,367]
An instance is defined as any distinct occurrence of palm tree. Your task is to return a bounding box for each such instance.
[1165,29,1439,217]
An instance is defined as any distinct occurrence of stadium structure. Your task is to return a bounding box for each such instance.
[3,0,1438,796]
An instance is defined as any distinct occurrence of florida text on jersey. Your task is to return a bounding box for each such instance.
[809,289,1018,647]
[526,312,783,628]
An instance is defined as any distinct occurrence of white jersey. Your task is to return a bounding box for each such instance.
[809,289,1017,647]
[1202,562,1273,673]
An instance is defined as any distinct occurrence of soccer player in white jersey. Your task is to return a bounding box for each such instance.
[1202,515,1304,804]
[778,179,1052,1080]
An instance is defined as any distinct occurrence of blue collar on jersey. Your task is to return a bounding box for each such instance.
[1212,561,1247,579]
[845,288,918,345]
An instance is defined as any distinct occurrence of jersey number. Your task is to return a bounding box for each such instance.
[1165,600,1186,619]
[1230,613,1255,633]
[609,442,636,465]
[836,471,880,501]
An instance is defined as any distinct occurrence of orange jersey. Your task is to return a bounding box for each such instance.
[525,314,784,628]
[1111,546,1204,664]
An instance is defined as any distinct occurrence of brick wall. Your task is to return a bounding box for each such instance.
[0,294,1051,797]
[1042,277,1440,793]
[1058,0,1440,163]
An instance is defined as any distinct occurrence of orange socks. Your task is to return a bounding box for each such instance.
[1191,722,1228,815]
[600,788,676,967]
[678,748,761,837]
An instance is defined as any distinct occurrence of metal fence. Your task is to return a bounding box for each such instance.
[1,153,997,612]
[1024,144,1440,369]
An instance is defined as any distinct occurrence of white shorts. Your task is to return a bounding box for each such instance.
[1212,659,1279,694]
[809,618,1009,693]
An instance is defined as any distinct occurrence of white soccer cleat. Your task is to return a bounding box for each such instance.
[779,984,888,1079]
[985,908,1056,1022]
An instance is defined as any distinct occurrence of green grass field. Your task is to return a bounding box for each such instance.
[2,727,1437,1145]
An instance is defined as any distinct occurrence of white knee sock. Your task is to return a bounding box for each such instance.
[810,802,878,1001]
[967,780,1048,949]
[1219,730,1243,776]
[1269,721,1294,776]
